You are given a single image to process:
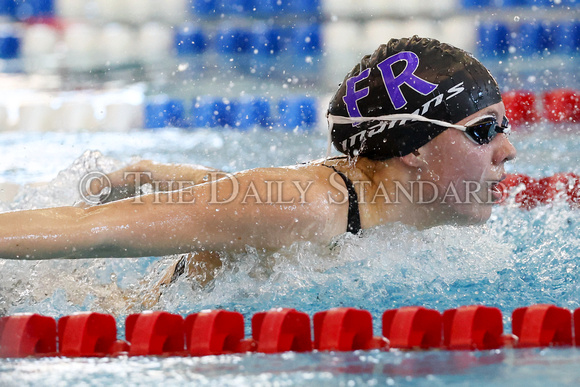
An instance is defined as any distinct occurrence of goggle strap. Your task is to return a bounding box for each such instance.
[326,113,467,131]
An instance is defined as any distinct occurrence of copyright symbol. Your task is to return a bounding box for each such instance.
[79,171,112,205]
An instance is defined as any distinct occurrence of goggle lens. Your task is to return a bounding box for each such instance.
[464,116,511,145]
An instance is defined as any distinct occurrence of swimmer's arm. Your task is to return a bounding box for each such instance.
[0,168,347,260]
[96,160,221,203]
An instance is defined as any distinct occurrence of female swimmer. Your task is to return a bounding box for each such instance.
[0,37,516,264]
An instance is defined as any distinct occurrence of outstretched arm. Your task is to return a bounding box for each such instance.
[0,167,348,260]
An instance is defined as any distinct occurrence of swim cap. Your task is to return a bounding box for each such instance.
[328,36,502,160]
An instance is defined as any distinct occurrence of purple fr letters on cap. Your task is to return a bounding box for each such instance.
[342,51,438,118]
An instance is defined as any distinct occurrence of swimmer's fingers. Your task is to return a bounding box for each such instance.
[106,160,154,190]
[90,160,155,204]
[88,178,136,204]
[91,160,223,204]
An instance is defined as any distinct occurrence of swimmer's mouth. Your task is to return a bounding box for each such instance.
[490,175,507,203]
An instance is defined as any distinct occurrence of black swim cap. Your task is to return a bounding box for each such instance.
[328,36,502,160]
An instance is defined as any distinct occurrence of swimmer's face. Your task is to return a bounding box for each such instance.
[417,102,517,225]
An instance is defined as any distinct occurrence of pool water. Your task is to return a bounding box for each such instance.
[1,122,580,386]
[3,348,580,386]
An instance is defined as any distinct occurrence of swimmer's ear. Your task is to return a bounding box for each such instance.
[400,150,425,168]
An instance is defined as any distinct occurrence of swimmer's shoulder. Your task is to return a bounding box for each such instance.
[227,157,353,193]
[297,156,350,172]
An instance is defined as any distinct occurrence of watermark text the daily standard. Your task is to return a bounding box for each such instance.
[79,170,504,206]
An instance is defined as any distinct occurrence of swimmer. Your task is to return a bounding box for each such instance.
[0,37,516,272]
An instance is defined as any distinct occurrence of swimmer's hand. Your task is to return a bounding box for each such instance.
[140,251,222,308]
[92,160,220,204]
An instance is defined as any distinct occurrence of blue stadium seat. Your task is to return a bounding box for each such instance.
[501,0,528,6]
[216,27,253,55]
[460,0,491,9]
[517,22,551,56]
[477,22,510,58]
[175,24,207,56]
[191,0,217,16]
[0,0,16,17]
[525,0,555,6]
[292,23,321,54]
[290,23,322,73]
[0,32,19,59]
[13,0,54,20]
[287,0,321,16]
[553,21,580,53]
[216,0,254,15]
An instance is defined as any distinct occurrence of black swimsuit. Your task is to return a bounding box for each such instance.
[323,165,361,235]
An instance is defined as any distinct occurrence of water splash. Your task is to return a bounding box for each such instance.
[8,149,123,210]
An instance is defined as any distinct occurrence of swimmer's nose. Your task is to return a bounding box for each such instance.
[492,134,517,165]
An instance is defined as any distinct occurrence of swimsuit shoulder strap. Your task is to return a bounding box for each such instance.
[322,164,362,235]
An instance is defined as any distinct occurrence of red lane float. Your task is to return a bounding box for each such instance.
[0,314,56,358]
[500,173,580,209]
[185,310,255,356]
[499,173,538,209]
[574,309,580,347]
[443,306,504,350]
[542,89,580,123]
[541,173,580,208]
[499,88,579,123]
[252,308,312,353]
[512,305,573,348]
[382,306,442,349]
[502,90,538,127]
[125,311,185,356]
[4,304,580,358]
[313,307,388,351]
[58,312,121,357]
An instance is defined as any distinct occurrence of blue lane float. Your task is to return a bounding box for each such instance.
[189,0,321,18]
[463,0,578,8]
[277,96,317,129]
[145,96,316,130]
[144,98,187,130]
[231,96,272,129]
[478,20,580,58]
[190,96,231,128]
[174,23,322,57]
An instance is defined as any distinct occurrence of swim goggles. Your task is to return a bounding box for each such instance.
[462,115,511,145]
[326,113,511,145]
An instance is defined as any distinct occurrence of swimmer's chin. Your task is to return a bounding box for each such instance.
[450,206,493,227]
[421,204,493,229]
